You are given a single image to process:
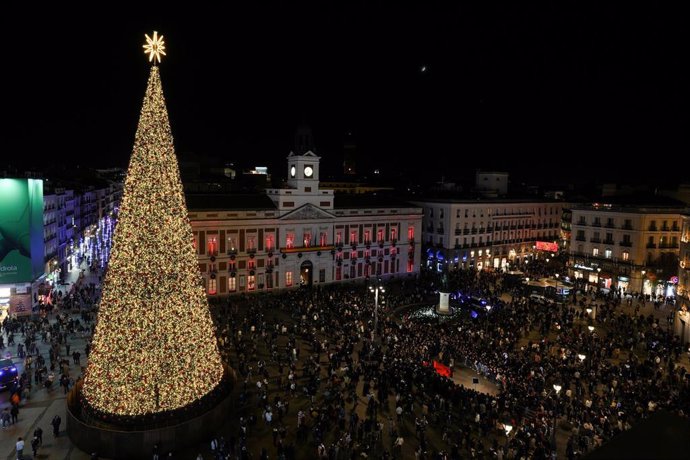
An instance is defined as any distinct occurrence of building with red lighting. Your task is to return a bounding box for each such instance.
[187,151,422,295]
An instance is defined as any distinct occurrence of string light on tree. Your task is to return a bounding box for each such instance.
[82,32,224,417]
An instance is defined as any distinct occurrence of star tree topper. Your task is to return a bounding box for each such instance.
[143,31,166,63]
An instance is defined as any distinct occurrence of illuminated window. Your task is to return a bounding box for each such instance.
[470,251,475,258]
[247,275,256,290]
[593,247,599,256]
[350,231,357,244]
[228,237,237,251]
[407,259,414,272]
[208,278,217,295]
[303,232,312,247]
[248,259,255,270]
[390,247,397,256]
[377,229,384,243]
[285,271,293,287]
[336,232,343,245]
[351,250,357,260]
[622,251,629,261]
[407,226,414,241]
[228,276,236,292]
[364,250,370,259]
[207,236,217,256]
[265,235,274,251]
[247,236,256,251]
[320,232,328,246]
[364,230,371,244]
[605,249,612,259]
[286,233,295,249]
[391,227,397,241]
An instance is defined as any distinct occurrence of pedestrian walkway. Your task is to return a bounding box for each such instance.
[0,261,96,460]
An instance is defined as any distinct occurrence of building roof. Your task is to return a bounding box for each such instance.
[334,194,421,209]
[585,411,690,460]
[411,195,562,204]
[185,193,277,211]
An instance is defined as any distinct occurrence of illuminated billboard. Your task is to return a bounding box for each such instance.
[536,241,559,252]
[0,179,45,283]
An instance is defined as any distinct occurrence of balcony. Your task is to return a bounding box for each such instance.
[471,228,477,234]
[619,241,633,247]
[672,225,680,232]
[454,229,462,235]
[591,222,601,227]
[661,226,670,232]
[590,238,601,243]
[646,243,657,249]
[659,243,679,249]
[463,229,470,235]
[576,236,586,242]
[622,224,633,230]
[648,226,658,231]
[577,220,587,226]
[437,228,445,234]
[478,227,485,233]
[605,223,615,228]
[603,239,615,246]
[486,226,493,232]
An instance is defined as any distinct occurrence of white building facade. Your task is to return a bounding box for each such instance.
[411,198,566,271]
[568,204,684,296]
[188,152,423,295]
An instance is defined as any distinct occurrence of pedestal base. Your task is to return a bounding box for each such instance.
[67,375,234,460]
[437,291,451,315]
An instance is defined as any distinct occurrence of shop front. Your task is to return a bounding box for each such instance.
[617,276,630,292]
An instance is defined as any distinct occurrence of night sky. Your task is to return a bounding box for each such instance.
[3,4,687,185]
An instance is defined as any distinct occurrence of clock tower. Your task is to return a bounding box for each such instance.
[266,127,334,213]
[287,150,320,190]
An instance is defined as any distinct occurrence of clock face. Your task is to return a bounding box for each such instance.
[304,166,314,178]
[290,166,296,177]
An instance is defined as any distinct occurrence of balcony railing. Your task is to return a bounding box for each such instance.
[575,236,586,242]
[622,224,633,230]
[454,229,462,235]
[648,226,658,231]
[646,243,657,248]
[590,238,601,243]
[619,241,633,247]
[437,228,445,234]
[605,223,615,228]
[603,239,615,245]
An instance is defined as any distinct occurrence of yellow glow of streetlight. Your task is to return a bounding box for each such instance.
[578,354,586,361]
[553,384,562,394]
[588,326,595,332]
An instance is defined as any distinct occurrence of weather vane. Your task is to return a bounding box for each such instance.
[143,31,166,64]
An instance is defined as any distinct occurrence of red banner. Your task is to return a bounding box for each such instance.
[433,360,452,378]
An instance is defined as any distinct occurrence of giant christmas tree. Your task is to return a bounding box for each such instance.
[82,32,224,417]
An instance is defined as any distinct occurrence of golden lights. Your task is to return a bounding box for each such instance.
[143,31,166,63]
[81,65,223,416]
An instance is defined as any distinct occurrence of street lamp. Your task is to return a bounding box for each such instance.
[504,424,513,436]
[587,326,595,333]
[555,273,560,306]
[577,353,586,362]
[553,384,562,394]
[369,281,385,338]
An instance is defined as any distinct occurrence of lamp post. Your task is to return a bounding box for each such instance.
[555,273,560,307]
[369,280,385,338]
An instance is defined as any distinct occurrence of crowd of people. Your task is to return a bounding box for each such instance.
[3,258,690,459]
[209,266,690,459]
